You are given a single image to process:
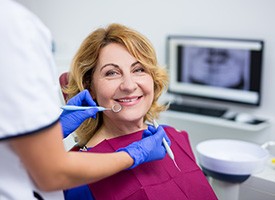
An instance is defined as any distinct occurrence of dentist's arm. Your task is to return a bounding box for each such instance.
[10,121,167,191]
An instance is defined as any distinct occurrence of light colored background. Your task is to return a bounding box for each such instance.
[17,0,275,146]
[16,1,275,199]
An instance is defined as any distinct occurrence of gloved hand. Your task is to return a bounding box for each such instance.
[143,125,171,146]
[60,90,99,138]
[117,125,171,169]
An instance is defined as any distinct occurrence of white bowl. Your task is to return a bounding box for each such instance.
[196,139,269,182]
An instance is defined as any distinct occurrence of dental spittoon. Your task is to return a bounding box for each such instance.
[153,119,181,172]
[61,104,122,113]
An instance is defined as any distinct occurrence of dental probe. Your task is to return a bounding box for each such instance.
[152,119,181,172]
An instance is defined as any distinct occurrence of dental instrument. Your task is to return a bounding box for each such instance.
[61,104,122,113]
[153,119,181,172]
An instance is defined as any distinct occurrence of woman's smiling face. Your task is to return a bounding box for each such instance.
[91,43,154,123]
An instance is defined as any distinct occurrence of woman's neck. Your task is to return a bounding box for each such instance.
[86,117,147,148]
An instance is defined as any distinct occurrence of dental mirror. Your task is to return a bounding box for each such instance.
[61,104,122,113]
[111,104,122,113]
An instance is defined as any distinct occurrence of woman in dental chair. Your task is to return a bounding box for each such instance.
[62,23,217,200]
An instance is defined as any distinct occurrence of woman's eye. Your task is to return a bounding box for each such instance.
[134,67,146,73]
[105,70,119,77]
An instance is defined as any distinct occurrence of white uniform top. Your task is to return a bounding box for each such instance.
[0,0,63,199]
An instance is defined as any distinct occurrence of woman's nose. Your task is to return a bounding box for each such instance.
[119,75,137,92]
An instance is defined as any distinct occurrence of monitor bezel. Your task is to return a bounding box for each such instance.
[166,35,264,106]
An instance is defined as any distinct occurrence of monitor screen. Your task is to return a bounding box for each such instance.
[167,36,264,106]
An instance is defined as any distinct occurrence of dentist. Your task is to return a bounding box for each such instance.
[0,1,169,199]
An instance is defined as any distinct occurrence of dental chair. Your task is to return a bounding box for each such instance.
[59,72,79,151]
[59,72,69,102]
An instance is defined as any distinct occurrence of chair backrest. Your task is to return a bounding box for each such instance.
[59,72,69,102]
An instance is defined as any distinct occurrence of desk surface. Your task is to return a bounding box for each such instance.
[252,158,275,182]
[161,110,271,132]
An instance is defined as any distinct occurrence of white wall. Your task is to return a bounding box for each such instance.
[17,0,275,144]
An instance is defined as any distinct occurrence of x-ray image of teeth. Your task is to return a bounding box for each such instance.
[182,47,251,90]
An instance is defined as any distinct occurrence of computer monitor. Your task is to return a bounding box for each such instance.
[166,35,264,106]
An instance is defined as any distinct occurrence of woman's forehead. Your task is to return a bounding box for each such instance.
[97,44,137,68]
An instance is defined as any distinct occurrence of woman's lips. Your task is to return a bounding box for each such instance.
[115,96,142,106]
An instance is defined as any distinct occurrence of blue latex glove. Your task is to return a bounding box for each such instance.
[60,90,99,137]
[117,125,170,169]
[143,125,171,146]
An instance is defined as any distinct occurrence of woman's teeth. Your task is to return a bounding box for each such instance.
[118,97,139,102]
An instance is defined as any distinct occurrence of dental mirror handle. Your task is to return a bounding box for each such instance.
[61,105,109,112]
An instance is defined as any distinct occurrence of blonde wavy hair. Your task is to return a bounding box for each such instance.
[63,23,169,146]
